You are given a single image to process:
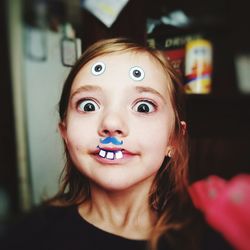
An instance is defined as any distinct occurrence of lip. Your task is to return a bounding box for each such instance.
[91,146,138,165]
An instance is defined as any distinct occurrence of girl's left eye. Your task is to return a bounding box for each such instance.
[77,99,100,112]
[133,101,156,113]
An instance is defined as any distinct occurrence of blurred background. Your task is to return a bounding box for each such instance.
[0,0,250,226]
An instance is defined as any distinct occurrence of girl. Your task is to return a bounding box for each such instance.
[1,38,233,250]
[56,36,190,249]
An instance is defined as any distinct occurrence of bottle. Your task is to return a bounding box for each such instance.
[185,39,213,94]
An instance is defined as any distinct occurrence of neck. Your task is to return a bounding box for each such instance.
[78,181,157,240]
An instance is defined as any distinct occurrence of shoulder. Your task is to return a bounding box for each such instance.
[1,205,75,250]
[11,204,72,230]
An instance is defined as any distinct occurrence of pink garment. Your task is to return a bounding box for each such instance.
[188,174,250,250]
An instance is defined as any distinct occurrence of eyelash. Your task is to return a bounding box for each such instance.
[76,98,100,112]
[75,98,158,113]
[133,99,158,113]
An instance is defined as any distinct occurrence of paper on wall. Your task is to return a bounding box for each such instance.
[81,0,129,27]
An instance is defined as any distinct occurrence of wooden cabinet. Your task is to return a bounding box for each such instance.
[186,95,250,137]
[187,95,250,181]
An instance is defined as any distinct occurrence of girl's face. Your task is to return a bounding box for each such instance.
[60,51,175,192]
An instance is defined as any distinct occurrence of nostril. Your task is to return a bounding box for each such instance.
[103,129,109,135]
[101,129,123,136]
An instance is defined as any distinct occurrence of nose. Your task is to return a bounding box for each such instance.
[98,110,128,138]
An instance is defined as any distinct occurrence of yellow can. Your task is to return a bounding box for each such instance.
[185,39,213,94]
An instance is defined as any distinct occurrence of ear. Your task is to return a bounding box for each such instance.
[165,121,187,157]
[58,121,68,144]
[180,121,187,135]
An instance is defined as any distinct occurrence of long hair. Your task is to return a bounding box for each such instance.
[52,37,198,249]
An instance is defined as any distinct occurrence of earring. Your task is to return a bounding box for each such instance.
[167,150,172,158]
[166,146,174,158]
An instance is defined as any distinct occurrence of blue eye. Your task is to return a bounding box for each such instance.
[129,66,145,81]
[78,99,99,112]
[91,62,105,76]
[133,101,156,113]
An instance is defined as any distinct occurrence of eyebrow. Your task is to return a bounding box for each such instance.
[135,86,166,103]
[70,85,166,103]
[70,85,102,100]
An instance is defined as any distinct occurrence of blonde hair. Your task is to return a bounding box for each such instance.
[54,38,194,250]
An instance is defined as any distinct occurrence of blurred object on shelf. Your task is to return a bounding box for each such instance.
[60,23,82,67]
[235,54,250,94]
[81,0,129,28]
[185,39,213,94]
[147,10,192,34]
[24,0,48,61]
[25,27,47,62]
[147,10,203,81]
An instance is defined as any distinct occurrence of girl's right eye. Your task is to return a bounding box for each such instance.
[77,99,100,112]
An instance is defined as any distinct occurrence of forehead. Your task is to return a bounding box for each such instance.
[71,51,170,93]
[89,51,165,75]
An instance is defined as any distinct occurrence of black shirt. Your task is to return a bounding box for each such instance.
[1,205,146,250]
[1,205,233,250]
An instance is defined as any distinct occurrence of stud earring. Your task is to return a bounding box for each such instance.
[166,146,174,158]
[167,150,172,158]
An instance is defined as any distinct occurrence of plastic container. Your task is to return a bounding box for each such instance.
[185,39,213,94]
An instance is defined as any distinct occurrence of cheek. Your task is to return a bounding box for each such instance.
[135,116,172,145]
[65,117,97,148]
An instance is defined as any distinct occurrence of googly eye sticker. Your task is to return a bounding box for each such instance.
[129,66,145,81]
[91,62,106,76]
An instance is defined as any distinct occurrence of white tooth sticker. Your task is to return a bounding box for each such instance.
[99,150,106,158]
[115,151,123,159]
[106,152,115,159]
[98,146,124,160]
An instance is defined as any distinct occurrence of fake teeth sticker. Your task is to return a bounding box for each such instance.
[98,148,123,160]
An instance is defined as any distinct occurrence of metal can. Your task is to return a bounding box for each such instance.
[184,39,213,94]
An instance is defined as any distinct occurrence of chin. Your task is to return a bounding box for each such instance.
[92,174,153,193]
[90,177,140,192]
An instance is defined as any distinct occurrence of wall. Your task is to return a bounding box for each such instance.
[23,28,71,204]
